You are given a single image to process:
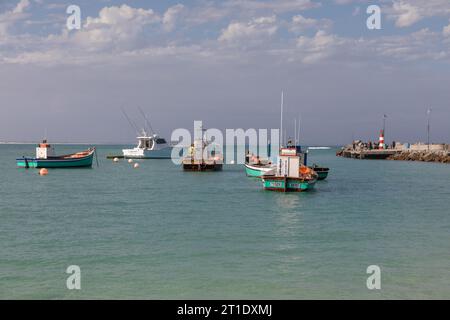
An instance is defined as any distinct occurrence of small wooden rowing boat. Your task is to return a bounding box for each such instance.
[244,162,276,177]
[244,153,276,177]
[16,140,96,168]
[310,164,329,181]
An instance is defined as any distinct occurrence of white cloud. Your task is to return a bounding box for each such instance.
[1,1,450,68]
[163,4,185,32]
[0,0,31,37]
[225,0,319,13]
[185,6,230,25]
[444,21,450,37]
[74,4,160,51]
[12,0,30,14]
[289,14,332,33]
[391,2,422,27]
[219,16,278,43]
[373,28,448,61]
[387,0,450,28]
[296,30,344,63]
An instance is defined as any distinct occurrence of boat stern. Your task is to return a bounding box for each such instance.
[16,158,38,168]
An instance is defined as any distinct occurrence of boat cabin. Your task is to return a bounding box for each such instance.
[278,147,300,178]
[36,140,55,159]
[137,137,153,149]
[136,135,168,150]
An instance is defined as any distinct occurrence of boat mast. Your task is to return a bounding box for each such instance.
[202,125,205,163]
[280,91,284,148]
[294,118,297,147]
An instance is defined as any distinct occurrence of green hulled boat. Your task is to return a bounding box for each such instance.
[262,175,317,192]
[261,147,318,192]
[245,146,304,178]
[245,163,275,177]
[310,165,329,181]
[16,141,96,168]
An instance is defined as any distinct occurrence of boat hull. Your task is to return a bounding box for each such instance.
[122,147,173,159]
[262,176,317,192]
[183,162,223,171]
[316,171,329,181]
[17,156,94,168]
[310,167,329,181]
[244,163,275,177]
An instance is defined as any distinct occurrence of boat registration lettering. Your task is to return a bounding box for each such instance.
[268,182,283,187]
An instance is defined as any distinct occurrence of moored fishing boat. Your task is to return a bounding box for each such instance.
[262,174,317,192]
[258,91,323,189]
[244,152,276,177]
[122,130,173,159]
[245,144,307,178]
[16,140,96,168]
[121,108,174,159]
[262,147,317,192]
[310,164,329,181]
[245,162,276,177]
[182,125,223,171]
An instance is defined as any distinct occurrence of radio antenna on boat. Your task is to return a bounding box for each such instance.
[294,118,297,147]
[280,91,284,148]
[121,107,140,136]
[138,107,155,136]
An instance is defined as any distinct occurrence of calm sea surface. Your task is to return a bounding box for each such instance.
[1,144,449,299]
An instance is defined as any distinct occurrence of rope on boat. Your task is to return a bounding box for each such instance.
[94,148,99,167]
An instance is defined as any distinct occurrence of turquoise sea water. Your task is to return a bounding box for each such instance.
[1,144,449,299]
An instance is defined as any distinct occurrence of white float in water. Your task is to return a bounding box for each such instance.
[128,159,133,163]
[113,157,119,163]
[133,163,140,169]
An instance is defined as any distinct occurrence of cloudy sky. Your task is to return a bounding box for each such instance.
[0,0,449,145]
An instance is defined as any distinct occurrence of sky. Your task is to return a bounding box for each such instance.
[0,0,449,145]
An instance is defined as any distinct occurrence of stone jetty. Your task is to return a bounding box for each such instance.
[337,141,450,164]
[387,150,450,163]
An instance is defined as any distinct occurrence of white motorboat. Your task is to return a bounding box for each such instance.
[122,130,173,159]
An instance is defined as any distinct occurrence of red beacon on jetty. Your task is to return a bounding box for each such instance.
[378,130,385,149]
